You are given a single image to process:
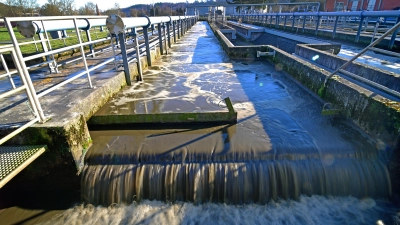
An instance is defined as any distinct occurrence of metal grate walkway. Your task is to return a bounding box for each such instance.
[0,145,46,188]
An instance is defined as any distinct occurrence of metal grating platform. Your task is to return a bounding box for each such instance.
[0,145,46,188]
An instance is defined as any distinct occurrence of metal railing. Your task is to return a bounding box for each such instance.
[231,10,400,49]
[0,14,198,145]
[322,20,400,98]
[0,46,41,145]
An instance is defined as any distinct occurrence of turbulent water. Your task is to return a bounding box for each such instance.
[81,159,391,206]
[39,196,399,225]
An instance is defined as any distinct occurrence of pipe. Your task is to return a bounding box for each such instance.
[106,15,194,35]
[106,15,150,35]
[17,18,106,38]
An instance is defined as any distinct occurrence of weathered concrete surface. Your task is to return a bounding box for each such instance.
[296,44,400,92]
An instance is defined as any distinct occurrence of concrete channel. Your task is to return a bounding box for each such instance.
[0,16,399,223]
[0,18,399,205]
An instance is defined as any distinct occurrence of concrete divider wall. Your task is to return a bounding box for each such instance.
[227,23,263,41]
[234,20,400,51]
[296,44,400,92]
[253,33,301,53]
[214,29,270,60]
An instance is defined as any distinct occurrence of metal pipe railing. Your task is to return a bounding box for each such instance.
[0,46,42,145]
[231,11,400,48]
[0,14,197,145]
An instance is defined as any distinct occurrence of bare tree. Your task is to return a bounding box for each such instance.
[40,0,61,16]
[103,3,125,17]
[78,2,96,15]
[59,0,75,15]
[2,0,18,16]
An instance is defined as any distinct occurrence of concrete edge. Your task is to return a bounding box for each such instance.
[88,112,238,125]
[295,44,400,92]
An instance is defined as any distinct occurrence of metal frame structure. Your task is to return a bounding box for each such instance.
[323,20,400,98]
[0,15,198,145]
[0,45,41,145]
[231,10,400,48]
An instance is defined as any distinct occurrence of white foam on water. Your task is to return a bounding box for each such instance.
[39,195,398,225]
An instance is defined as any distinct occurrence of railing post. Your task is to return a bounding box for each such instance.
[143,26,152,67]
[151,24,155,36]
[315,15,321,36]
[163,23,168,55]
[276,15,279,28]
[389,16,400,49]
[283,16,287,29]
[37,33,57,73]
[132,28,143,81]
[73,18,92,88]
[333,16,339,39]
[177,20,181,39]
[292,16,296,31]
[183,19,186,34]
[173,21,177,42]
[302,16,306,33]
[158,23,164,55]
[118,32,131,86]
[180,19,183,38]
[355,16,365,43]
[167,21,171,48]
[85,29,95,58]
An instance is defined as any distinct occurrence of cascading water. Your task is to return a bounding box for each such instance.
[81,155,391,206]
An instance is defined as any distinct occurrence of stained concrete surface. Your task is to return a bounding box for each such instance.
[89,21,379,164]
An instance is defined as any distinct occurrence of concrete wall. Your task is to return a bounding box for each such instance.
[296,44,400,92]
[226,23,263,41]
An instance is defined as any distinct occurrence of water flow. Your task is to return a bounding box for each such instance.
[81,157,391,206]
[40,197,399,225]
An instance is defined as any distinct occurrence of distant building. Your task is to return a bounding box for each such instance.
[325,0,400,11]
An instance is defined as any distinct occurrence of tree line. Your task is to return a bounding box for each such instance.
[0,0,126,17]
[129,4,187,17]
